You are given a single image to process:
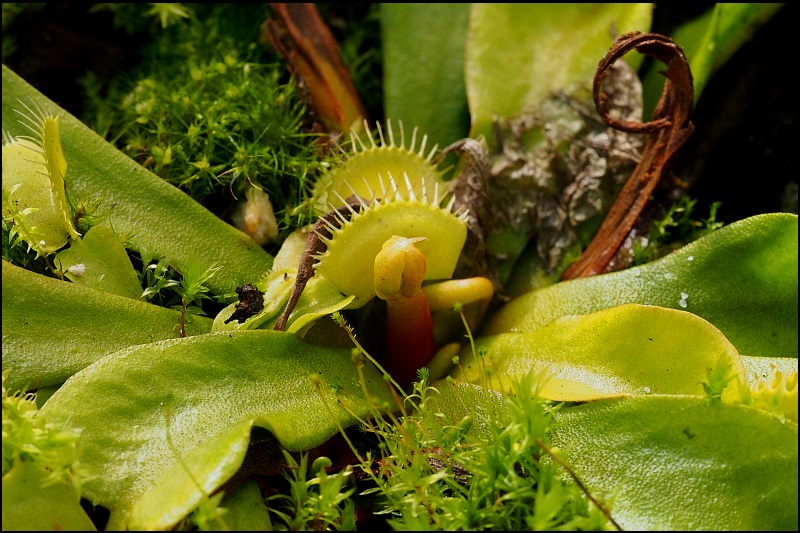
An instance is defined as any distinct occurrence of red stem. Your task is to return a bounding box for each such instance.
[384,290,436,389]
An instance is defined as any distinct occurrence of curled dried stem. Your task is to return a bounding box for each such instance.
[562,32,694,280]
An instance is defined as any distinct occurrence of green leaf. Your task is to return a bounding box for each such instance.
[547,395,798,530]
[54,225,142,299]
[484,213,798,358]
[2,261,213,391]
[381,3,472,149]
[2,459,96,531]
[454,304,745,402]
[38,330,395,529]
[2,65,273,295]
[465,4,652,149]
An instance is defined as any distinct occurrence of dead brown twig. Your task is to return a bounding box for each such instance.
[561,32,694,280]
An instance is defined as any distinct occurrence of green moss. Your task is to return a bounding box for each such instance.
[81,4,336,247]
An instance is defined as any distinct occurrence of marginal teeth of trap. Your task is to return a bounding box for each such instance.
[350,119,436,160]
[310,120,449,214]
[313,175,469,299]
[325,173,463,216]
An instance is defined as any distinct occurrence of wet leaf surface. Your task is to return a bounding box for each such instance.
[38,330,395,529]
[485,213,798,359]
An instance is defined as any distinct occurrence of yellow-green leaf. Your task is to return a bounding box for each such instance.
[454,304,745,402]
[2,459,96,531]
[38,330,395,529]
[484,213,798,358]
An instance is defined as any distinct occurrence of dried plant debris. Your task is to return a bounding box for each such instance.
[225,284,266,324]
[480,60,644,279]
[438,137,494,284]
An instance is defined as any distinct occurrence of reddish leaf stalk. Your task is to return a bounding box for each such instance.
[384,290,437,389]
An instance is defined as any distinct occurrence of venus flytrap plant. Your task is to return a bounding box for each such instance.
[1,103,79,258]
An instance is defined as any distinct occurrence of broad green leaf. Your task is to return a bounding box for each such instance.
[54,225,142,299]
[2,65,273,295]
[547,395,798,530]
[642,3,784,111]
[2,459,96,531]
[381,3,471,148]
[454,304,745,402]
[484,214,798,358]
[38,330,395,530]
[2,261,213,391]
[466,4,652,148]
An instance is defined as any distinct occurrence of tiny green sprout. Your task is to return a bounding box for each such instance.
[311,456,333,475]
[452,301,463,312]
[268,451,356,531]
[2,372,88,495]
[702,355,738,404]
[144,3,192,29]
[173,258,221,337]
[71,196,107,235]
[332,311,346,327]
